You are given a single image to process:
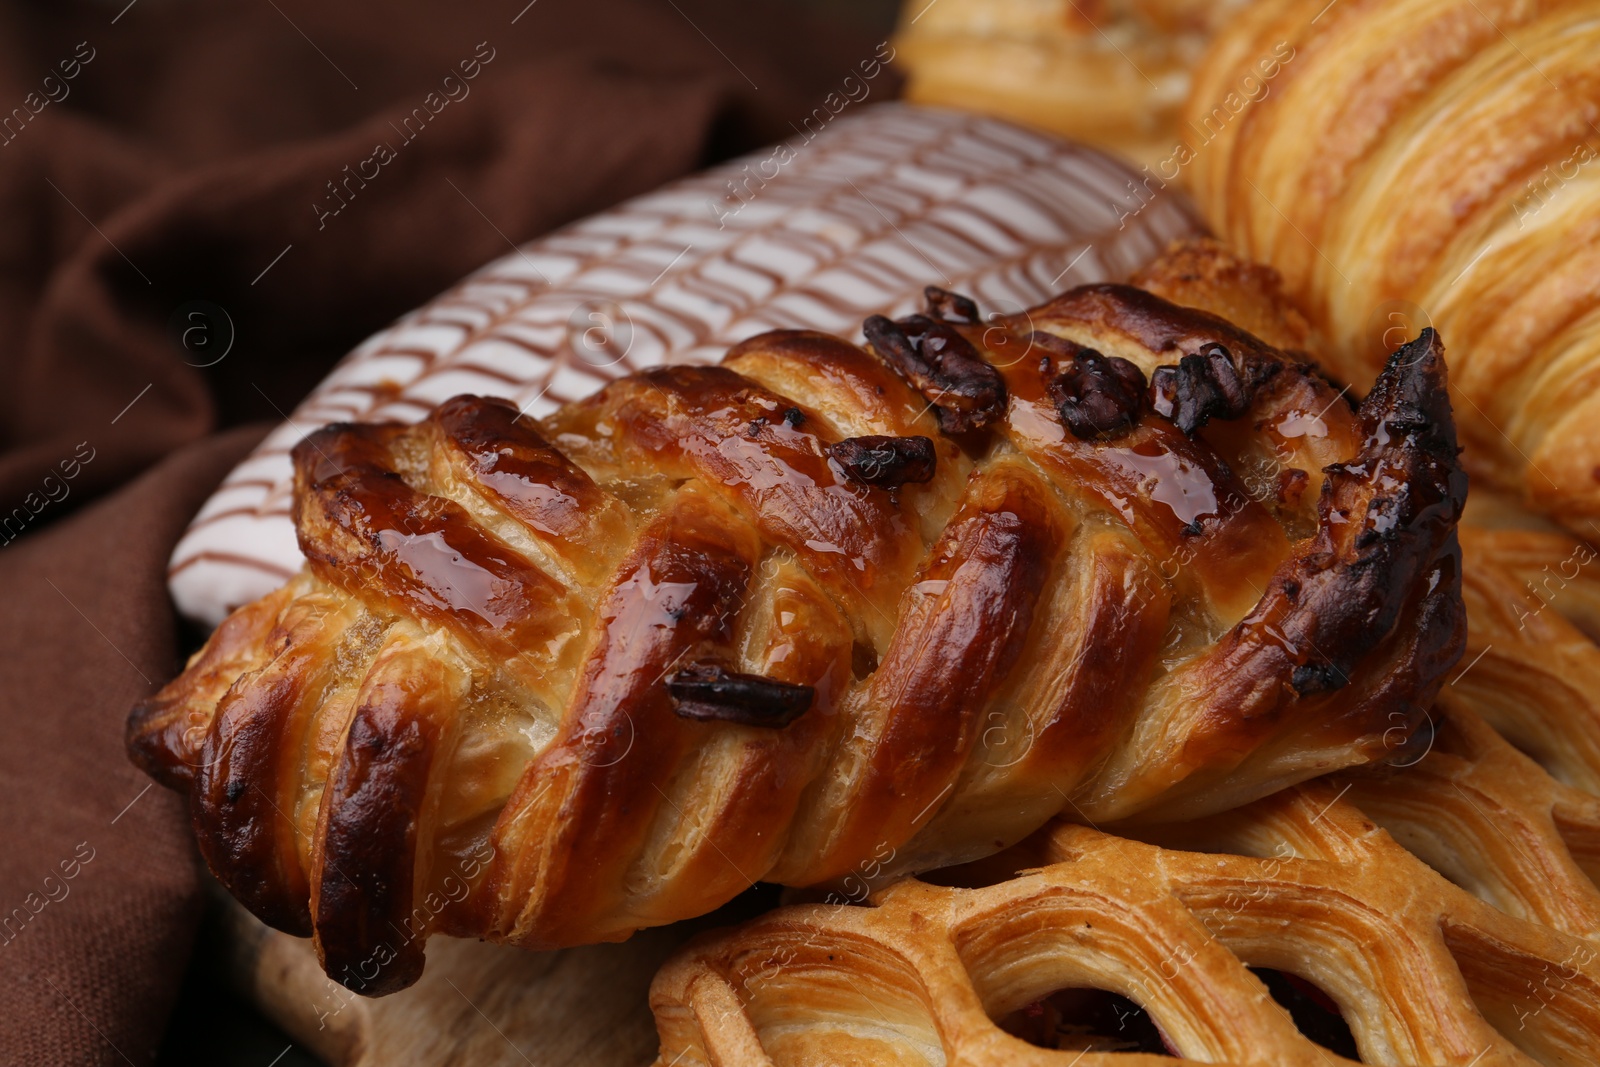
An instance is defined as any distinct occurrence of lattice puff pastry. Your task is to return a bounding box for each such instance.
[126,243,1467,994]
[651,520,1600,1067]
[652,754,1600,1067]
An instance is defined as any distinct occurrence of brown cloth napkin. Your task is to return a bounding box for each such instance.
[0,3,896,1062]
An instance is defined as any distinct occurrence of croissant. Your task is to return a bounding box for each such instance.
[1184,0,1600,532]
[127,243,1467,994]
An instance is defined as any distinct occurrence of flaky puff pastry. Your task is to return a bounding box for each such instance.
[652,742,1600,1067]
[1185,0,1600,533]
[126,243,1466,994]
[893,0,1254,166]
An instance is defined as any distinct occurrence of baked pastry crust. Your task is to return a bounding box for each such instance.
[127,243,1466,993]
[651,511,1600,1066]
[1186,0,1600,532]
[652,736,1600,1066]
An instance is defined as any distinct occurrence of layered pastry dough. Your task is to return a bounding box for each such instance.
[1186,0,1600,532]
[126,244,1466,994]
[894,0,1254,165]
[651,516,1600,1066]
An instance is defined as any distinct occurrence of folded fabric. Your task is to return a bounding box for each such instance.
[0,2,894,1062]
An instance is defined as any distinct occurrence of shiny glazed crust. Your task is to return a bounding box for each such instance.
[126,243,1467,994]
[1185,0,1600,532]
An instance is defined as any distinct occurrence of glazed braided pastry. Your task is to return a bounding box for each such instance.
[127,245,1467,994]
[1185,0,1600,531]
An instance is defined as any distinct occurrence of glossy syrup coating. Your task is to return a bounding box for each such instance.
[126,242,1467,995]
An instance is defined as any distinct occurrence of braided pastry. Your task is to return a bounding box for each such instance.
[126,243,1467,994]
[1185,0,1600,532]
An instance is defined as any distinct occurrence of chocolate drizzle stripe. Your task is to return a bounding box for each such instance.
[167,550,298,581]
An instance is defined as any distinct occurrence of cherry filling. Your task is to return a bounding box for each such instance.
[997,988,1178,1055]
[1251,969,1361,1059]
[996,973,1360,1060]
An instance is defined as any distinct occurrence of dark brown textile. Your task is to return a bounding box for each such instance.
[0,3,895,1062]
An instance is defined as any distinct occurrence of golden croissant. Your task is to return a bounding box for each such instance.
[127,244,1467,994]
[1185,0,1600,532]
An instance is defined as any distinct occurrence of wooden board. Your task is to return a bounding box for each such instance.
[216,893,689,1067]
